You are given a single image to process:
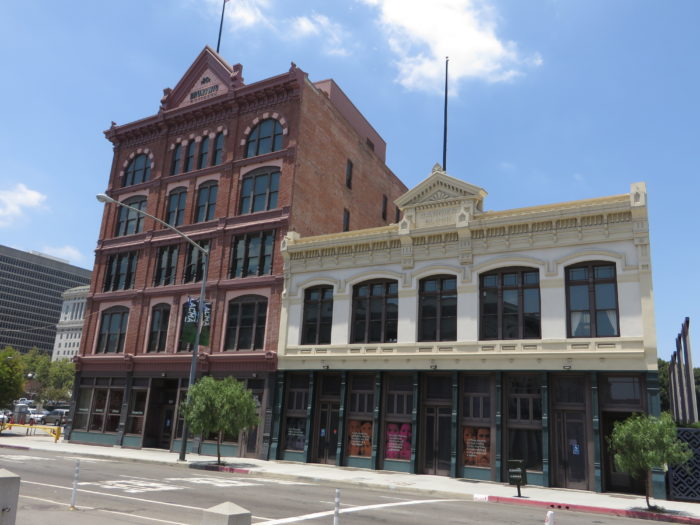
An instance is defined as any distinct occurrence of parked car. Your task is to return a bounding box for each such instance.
[27,408,45,424]
[0,410,10,423]
[44,409,70,426]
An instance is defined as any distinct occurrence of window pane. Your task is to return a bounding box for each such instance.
[594,265,615,280]
[569,267,587,281]
[483,275,497,288]
[595,283,617,309]
[571,311,591,337]
[569,285,589,310]
[523,272,539,285]
[523,288,539,314]
[596,311,618,336]
[503,273,517,286]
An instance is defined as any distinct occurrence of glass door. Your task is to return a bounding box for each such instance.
[316,401,340,464]
[553,410,588,490]
[423,405,451,475]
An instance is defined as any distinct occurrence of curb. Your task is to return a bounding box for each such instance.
[2,440,698,525]
[488,496,700,525]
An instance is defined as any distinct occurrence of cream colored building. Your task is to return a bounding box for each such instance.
[52,285,89,362]
[271,165,661,496]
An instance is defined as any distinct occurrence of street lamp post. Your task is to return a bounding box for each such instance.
[96,193,208,461]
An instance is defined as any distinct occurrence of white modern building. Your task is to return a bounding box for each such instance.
[52,285,89,362]
[271,165,661,496]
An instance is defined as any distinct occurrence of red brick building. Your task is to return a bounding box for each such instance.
[69,47,406,457]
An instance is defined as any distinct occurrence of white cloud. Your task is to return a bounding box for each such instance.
[361,0,541,93]
[291,14,351,56]
[41,245,86,266]
[224,0,273,29]
[0,183,46,227]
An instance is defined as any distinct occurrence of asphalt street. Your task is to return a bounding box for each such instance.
[2,447,657,525]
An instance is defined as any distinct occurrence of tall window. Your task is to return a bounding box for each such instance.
[183,240,209,283]
[147,303,170,352]
[239,168,280,214]
[184,141,196,172]
[347,374,374,457]
[567,262,619,337]
[198,136,209,169]
[154,245,178,286]
[382,195,388,220]
[351,280,397,343]
[383,374,413,461]
[96,307,129,353]
[345,160,353,189]
[225,295,267,350]
[301,286,333,345]
[123,154,151,187]
[170,144,182,175]
[462,375,493,468]
[114,196,147,236]
[213,132,224,165]
[166,188,187,226]
[480,268,540,340]
[284,374,310,451]
[103,251,138,291]
[506,375,543,471]
[230,230,274,278]
[246,118,283,157]
[343,209,350,232]
[418,275,457,341]
[194,182,218,222]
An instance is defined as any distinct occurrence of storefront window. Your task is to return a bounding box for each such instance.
[285,417,307,451]
[383,374,413,461]
[347,374,374,457]
[126,389,147,434]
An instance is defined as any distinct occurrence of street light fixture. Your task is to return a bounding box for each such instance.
[96,192,208,461]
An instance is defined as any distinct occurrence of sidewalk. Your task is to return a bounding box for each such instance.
[1,430,698,524]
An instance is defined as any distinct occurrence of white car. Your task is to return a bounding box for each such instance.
[27,408,45,424]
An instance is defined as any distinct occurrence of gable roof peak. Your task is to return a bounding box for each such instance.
[395,163,487,211]
[159,46,244,112]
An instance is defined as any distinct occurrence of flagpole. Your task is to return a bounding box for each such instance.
[216,0,227,53]
[442,56,449,171]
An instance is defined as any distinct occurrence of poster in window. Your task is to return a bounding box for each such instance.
[285,417,306,450]
[347,419,372,456]
[385,422,412,460]
[463,426,491,467]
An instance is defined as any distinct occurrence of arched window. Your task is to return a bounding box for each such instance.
[114,196,147,237]
[351,280,398,343]
[123,154,151,187]
[566,261,619,337]
[213,132,224,165]
[225,295,267,351]
[301,286,333,345]
[166,187,187,226]
[194,181,217,223]
[184,141,196,172]
[479,268,540,340]
[96,306,129,353]
[246,119,283,158]
[147,303,170,353]
[170,144,182,175]
[239,168,280,214]
[418,275,456,342]
[198,136,210,169]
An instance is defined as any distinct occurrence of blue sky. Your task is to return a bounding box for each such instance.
[1,1,698,360]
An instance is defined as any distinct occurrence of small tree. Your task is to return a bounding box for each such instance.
[610,412,693,509]
[0,347,24,409]
[180,376,259,464]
